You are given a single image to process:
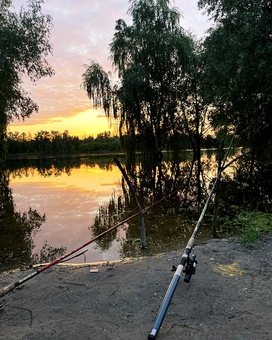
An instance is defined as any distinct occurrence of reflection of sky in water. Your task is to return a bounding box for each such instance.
[9,164,125,263]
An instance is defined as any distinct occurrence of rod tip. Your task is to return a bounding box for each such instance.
[148,333,156,340]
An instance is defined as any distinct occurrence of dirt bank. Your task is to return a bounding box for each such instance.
[1,235,272,340]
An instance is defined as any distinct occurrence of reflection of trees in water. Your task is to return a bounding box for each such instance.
[90,152,243,256]
[32,241,66,264]
[0,169,44,268]
[0,168,66,269]
[89,195,127,251]
[120,237,142,258]
[6,155,122,178]
[124,156,211,210]
[4,151,271,264]
[90,155,214,256]
[6,157,81,178]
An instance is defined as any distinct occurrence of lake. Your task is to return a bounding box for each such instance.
[2,154,219,268]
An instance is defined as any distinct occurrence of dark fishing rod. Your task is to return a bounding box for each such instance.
[0,190,176,298]
[148,133,238,340]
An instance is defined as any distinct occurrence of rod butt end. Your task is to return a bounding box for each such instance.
[0,283,16,298]
[148,329,157,339]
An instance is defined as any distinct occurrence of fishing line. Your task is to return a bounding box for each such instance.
[59,249,88,263]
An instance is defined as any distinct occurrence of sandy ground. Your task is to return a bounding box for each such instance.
[0,234,272,340]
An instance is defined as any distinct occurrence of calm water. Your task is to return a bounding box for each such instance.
[3,155,220,268]
[7,158,125,265]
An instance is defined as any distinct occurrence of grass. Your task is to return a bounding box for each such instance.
[223,208,272,246]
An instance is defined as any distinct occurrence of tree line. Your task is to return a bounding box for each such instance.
[6,129,217,155]
[7,130,122,155]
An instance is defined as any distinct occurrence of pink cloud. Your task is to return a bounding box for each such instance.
[10,0,211,130]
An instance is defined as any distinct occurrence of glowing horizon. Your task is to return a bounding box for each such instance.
[9,108,118,139]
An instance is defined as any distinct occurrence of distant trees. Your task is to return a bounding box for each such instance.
[6,128,217,156]
[6,130,122,155]
[0,0,54,163]
[79,132,122,153]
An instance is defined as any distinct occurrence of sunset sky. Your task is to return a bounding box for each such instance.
[9,0,212,139]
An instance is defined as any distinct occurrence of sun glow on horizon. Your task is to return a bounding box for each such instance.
[9,108,117,139]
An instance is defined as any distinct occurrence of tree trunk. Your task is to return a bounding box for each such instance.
[0,112,8,166]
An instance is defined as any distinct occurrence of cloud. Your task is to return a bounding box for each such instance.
[10,0,212,133]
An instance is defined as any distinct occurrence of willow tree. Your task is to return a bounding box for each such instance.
[82,0,194,164]
[112,0,195,162]
[0,0,54,163]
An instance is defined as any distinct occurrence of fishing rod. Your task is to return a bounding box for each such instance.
[148,132,238,339]
[0,208,146,298]
[0,190,176,298]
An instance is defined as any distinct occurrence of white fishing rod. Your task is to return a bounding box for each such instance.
[148,129,239,339]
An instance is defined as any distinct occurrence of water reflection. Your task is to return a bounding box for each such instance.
[89,153,221,258]
[3,152,234,269]
[6,156,126,268]
[89,195,126,251]
[0,168,66,270]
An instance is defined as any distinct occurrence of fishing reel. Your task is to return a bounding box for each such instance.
[183,254,197,283]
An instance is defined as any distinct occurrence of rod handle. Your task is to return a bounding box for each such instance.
[0,283,16,298]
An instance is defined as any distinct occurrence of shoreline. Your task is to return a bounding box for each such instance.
[1,235,271,340]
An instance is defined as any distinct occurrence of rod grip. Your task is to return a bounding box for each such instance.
[0,283,16,298]
[187,236,195,248]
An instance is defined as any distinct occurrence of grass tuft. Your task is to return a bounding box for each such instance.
[223,208,272,246]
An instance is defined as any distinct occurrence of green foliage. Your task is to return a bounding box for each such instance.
[0,0,54,161]
[223,207,272,246]
[199,0,272,162]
